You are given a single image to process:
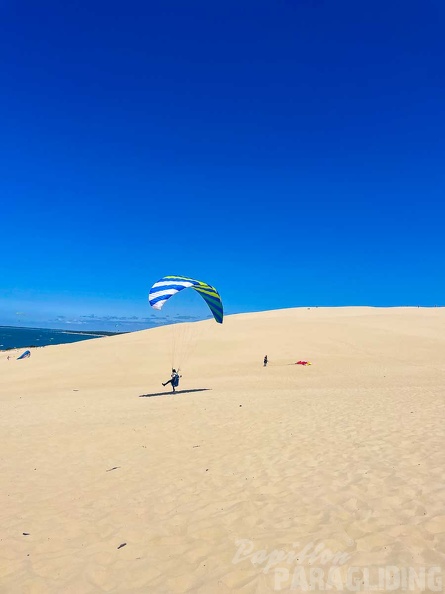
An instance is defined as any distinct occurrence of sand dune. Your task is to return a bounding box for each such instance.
[1,307,444,593]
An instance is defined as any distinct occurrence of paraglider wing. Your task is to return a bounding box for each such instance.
[149,275,223,323]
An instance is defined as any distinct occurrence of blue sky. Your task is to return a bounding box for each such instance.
[1,0,444,331]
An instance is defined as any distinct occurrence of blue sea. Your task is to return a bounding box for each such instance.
[0,326,121,350]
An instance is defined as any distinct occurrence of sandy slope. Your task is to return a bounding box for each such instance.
[1,307,444,593]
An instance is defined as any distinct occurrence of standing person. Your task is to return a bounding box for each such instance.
[263,355,268,367]
[162,369,181,392]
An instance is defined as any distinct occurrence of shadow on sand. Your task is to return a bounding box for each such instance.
[139,389,211,398]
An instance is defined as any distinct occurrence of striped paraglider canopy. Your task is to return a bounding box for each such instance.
[149,275,223,324]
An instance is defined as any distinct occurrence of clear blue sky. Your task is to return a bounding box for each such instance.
[1,0,444,331]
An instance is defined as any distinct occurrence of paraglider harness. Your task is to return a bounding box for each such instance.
[172,371,180,388]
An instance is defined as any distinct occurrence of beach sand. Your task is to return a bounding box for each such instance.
[1,307,444,593]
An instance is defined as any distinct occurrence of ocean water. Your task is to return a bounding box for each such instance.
[0,326,120,350]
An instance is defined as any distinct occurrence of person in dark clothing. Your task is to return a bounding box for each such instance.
[162,369,181,392]
[263,355,268,367]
